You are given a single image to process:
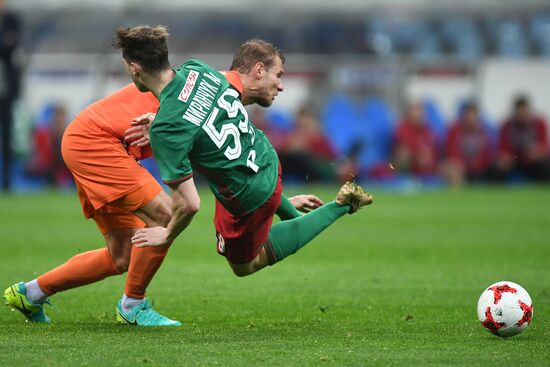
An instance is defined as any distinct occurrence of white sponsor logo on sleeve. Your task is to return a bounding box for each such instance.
[178,70,200,103]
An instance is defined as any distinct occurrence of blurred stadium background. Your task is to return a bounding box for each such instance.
[2,0,550,190]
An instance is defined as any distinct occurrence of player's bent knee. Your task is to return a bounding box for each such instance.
[111,254,130,273]
[232,268,253,277]
[227,251,268,277]
[229,262,255,277]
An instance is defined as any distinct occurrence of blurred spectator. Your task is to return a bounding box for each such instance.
[494,95,550,182]
[394,102,439,177]
[286,108,335,160]
[278,107,339,182]
[443,101,495,186]
[336,141,362,183]
[0,0,21,192]
[25,104,72,187]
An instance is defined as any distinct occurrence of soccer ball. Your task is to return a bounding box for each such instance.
[477,281,533,337]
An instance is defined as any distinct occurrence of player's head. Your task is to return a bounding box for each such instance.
[513,95,531,123]
[230,39,285,107]
[113,25,170,92]
[461,101,479,127]
[406,102,425,125]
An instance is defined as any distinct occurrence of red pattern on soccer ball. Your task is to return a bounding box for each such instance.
[489,284,517,304]
[481,307,505,334]
[517,301,533,327]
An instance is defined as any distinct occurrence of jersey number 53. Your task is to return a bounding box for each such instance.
[202,88,259,172]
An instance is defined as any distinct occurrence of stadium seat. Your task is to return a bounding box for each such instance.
[266,109,294,133]
[393,19,429,53]
[529,14,550,56]
[439,16,483,61]
[35,103,56,128]
[321,93,361,157]
[10,159,48,193]
[496,20,528,58]
[358,97,395,171]
[413,34,443,63]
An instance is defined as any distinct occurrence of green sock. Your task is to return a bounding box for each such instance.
[264,201,349,264]
[276,194,302,220]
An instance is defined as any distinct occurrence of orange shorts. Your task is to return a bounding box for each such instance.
[91,180,162,235]
[62,116,157,212]
[62,112,164,235]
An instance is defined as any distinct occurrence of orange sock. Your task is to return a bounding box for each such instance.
[124,244,171,299]
[37,248,121,296]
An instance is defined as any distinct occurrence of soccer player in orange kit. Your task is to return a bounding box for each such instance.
[3,83,184,326]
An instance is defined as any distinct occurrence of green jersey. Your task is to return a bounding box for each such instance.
[150,59,279,215]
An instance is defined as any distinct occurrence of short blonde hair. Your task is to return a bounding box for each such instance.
[230,38,285,73]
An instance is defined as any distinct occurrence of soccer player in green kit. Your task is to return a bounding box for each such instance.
[113,26,373,309]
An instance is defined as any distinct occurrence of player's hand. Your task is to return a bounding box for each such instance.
[125,112,156,147]
[289,194,324,213]
[132,226,170,247]
[131,112,156,126]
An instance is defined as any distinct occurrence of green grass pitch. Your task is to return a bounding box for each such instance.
[0,186,549,366]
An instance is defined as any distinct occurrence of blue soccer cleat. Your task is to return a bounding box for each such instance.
[116,298,181,326]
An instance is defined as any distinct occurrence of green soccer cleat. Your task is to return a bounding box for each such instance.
[4,282,51,323]
[116,298,181,327]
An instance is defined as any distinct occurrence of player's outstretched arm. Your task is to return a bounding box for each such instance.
[164,178,201,242]
[132,178,200,247]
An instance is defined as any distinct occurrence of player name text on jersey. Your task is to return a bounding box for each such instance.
[182,76,219,126]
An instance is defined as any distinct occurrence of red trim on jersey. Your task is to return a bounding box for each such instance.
[163,173,193,185]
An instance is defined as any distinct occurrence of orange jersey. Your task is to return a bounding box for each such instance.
[62,83,160,216]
